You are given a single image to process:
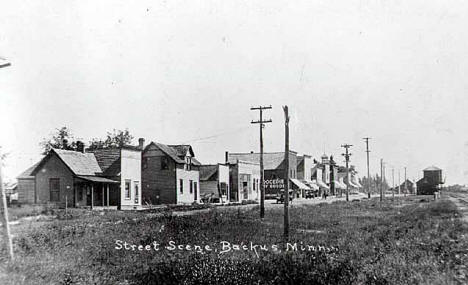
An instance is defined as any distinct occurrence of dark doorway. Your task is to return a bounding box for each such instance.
[49,178,60,202]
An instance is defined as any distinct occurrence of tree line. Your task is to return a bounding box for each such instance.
[40,127,134,154]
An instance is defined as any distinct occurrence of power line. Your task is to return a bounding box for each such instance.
[181,126,251,144]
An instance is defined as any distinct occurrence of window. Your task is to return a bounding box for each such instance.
[49,178,60,202]
[185,157,192,171]
[125,180,131,199]
[143,157,148,170]
[134,181,139,203]
[161,156,168,170]
[220,182,228,195]
[189,180,193,194]
[194,182,198,201]
[253,179,256,191]
[179,179,184,194]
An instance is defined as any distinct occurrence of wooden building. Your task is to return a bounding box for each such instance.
[17,143,142,210]
[142,141,201,205]
[311,157,330,197]
[227,151,302,200]
[88,146,143,210]
[199,164,230,203]
[226,159,260,202]
[16,162,39,204]
[297,155,318,197]
[417,166,443,195]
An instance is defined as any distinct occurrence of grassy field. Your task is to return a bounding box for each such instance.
[0,196,467,284]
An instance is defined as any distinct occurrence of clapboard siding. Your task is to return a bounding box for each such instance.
[17,178,35,204]
[35,153,74,207]
[142,145,177,204]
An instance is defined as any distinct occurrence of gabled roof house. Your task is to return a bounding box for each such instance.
[17,141,142,210]
[142,141,201,205]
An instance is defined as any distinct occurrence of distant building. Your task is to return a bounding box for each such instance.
[311,156,330,197]
[417,166,443,195]
[199,164,230,203]
[390,179,415,194]
[4,182,18,204]
[227,151,302,199]
[142,141,201,205]
[297,155,319,196]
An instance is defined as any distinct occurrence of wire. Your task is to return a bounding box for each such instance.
[181,126,251,144]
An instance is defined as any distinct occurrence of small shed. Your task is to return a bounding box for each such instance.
[199,164,230,203]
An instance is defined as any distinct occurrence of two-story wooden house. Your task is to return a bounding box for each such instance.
[141,141,201,205]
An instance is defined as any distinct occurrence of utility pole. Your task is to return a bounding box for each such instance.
[392,167,395,200]
[341,144,352,202]
[404,167,407,197]
[283,105,290,241]
[380,159,383,202]
[383,162,386,194]
[0,147,14,260]
[0,59,14,260]
[398,169,401,195]
[251,105,272,219]
[363,137,371,198]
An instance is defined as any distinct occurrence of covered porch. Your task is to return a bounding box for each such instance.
[74,176,120,209]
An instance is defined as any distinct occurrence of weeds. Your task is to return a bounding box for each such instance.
[1,197,466,284]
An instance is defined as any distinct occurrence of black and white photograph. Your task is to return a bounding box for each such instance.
[1,1,468,284]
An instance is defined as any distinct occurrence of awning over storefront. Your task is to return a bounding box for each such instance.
[290,178,310,190]
[76,176,120,184]
[338,177,347,188]
[316,179,329,189]
[304,180,319,191]
[333,180,345,189]
[350,183,359,188]
[352,176,362,188]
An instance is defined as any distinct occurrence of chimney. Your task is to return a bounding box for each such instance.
[138,138,145,150]
[225,151,229,164]
[76,141,85,153]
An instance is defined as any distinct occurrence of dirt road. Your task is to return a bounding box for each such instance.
[446,191,468,223]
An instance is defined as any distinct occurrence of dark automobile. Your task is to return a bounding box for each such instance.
[276,190,294,204]
[305,190,316,199]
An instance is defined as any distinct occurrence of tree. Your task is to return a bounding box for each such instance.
[87,129,134,150]
[360,174,389,194]
[40,127,77,154]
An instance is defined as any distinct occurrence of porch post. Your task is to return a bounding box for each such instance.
[91,184,94,210]
[102,184,104,207]
[106,184,109,207]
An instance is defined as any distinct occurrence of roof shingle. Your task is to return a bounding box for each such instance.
[53,149,102,175]
[199,165,218,181]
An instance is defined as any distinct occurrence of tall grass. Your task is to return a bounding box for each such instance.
[1,197,466,284]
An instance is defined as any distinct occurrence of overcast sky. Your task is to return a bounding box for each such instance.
[1,0,468,184]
